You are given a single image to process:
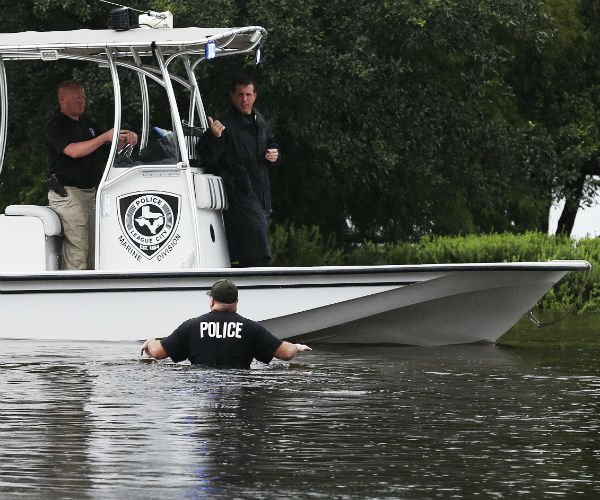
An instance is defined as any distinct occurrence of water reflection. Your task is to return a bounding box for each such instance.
[0,340,598,499]
[0,356,95,498]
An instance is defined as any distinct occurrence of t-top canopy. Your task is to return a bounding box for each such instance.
[0,26,265,61]
[0,26,266,178]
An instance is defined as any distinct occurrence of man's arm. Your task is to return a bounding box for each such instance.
[264,119,281,165]
[140,338,168,359]
[197,118,227,170]
[63,129,138,158]
[273,341,312,361]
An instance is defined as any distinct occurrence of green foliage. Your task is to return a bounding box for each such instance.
[344,231,579,265]
[499,314,600,347]
[508,0,600,211]
[270,223,344,267]
[251,0,559,242]
[0,0,599,245]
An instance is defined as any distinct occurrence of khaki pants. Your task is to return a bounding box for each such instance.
[48,187,96,270]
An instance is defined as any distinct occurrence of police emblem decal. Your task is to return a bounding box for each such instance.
[117,192,181,258]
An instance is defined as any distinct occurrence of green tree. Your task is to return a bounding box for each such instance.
[0,0,590,247]
[508,0,600,236]
[242,0,557,242]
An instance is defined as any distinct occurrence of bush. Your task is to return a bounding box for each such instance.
[270,223,345,267]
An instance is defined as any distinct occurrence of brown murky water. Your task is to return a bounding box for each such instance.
[0,340,598,499]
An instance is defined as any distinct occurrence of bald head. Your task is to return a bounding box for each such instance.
[58,81,85,120]
[58,80,82,96]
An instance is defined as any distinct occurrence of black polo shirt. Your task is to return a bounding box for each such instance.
[160,310,283,369]
[45,112,102,189]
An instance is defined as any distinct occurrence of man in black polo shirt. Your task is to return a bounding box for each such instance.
[45,80,137,270]
[140,279,312,368]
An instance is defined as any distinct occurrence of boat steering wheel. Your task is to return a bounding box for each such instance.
[117,142,135,158]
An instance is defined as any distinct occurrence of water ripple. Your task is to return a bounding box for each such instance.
[0,341,598,499]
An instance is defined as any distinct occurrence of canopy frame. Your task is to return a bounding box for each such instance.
[0,26,266,176]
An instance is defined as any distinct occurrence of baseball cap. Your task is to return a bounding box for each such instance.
[206,279,238,304]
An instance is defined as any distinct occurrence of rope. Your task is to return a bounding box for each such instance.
[526,261,592,328]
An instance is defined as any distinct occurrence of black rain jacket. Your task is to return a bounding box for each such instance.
[197,106,280,262]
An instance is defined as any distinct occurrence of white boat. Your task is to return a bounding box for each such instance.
[0,20,590,344]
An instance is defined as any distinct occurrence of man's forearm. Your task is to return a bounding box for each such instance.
[63,134,110,158]
[197,131,225,167]
[274,341,312,361]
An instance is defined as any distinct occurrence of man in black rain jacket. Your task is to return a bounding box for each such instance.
[197,76,280,267]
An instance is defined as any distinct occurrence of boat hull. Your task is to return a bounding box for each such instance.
[0,261,589,345]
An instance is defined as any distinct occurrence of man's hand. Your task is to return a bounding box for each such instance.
[120,130,138,146]
[101,128,137,146]
[117,129,138,149]
[265,148,279,163]
[208,117,226,138]
[140,338,168,359]
[140,339,151,357]
[294,343,312,353]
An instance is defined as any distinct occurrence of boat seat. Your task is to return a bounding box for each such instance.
[193,174,228,210]
[5,205,62,236]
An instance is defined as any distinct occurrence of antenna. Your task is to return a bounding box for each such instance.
[99,0,164,16]
[100,0,141,13]
[99,0,171,30]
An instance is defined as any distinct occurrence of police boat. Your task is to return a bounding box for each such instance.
[0,21,591,344]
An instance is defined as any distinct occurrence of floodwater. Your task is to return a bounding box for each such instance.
[0,340,598,500]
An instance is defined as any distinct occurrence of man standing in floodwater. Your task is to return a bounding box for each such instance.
[45,80,138,270]
[141,279,311,368]
[197,76,280,268]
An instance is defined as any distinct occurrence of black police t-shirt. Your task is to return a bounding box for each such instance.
[160,310,283,368]
[45,113,102,189]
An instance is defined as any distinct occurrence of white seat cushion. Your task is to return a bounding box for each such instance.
[193,173,228,210]
[5,205,62,236]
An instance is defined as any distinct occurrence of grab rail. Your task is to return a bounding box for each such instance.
[526,260,592,327]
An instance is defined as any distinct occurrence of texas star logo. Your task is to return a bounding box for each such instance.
[117,192,181,259]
